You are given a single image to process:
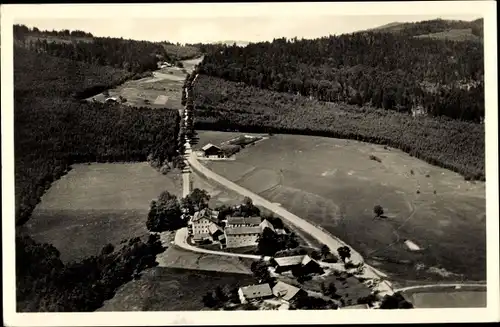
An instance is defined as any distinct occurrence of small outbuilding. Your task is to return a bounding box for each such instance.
[201,143,223,158]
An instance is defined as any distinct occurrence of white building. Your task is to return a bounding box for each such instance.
[238,284,273,304]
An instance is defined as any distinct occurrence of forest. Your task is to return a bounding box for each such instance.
[14,24,200,74]
[368,18,484,38]
[196,21,484,122]
[16,233,164,312]
[14,46,181,226]
[192,75,484,181]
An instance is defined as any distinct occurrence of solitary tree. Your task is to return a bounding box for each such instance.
[373,205,384,218]
[250,259,272,283]
[337,246,351,262]
[146,191,183,232]
[320,244,331,258]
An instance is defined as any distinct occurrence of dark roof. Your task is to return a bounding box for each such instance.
[192,209,218,223]
[239,284,273,299]
[225,226,261,235]
[226,216,261,226]
[259,219,275,232]
[202,143,221,151]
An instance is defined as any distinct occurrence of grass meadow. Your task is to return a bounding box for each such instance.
[195,131,486,283]
[19,163,182,262]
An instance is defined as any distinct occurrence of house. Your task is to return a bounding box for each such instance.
[300,255,324,275]
[208,222,224,241]
[226,216,261,228]
[259,219,275,233]
[275,228,287,235]
[238,284,273,304]
[191,208,218,241]
[201,143,223,158]
[272,281,308,303]
[224,226,261,248]
[271,255,305,273]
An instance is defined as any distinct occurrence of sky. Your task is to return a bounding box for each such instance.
[12,4,480,44]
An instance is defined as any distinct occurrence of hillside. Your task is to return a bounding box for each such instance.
[14,24,201,74]
[197,23,484,123]
[367,18,483,41]
[193,74,484,181]
[14,46,181,226]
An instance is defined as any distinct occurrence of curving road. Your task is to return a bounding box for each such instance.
[186,150,395,296]
[174,227,271,261]
[395,283,486,293]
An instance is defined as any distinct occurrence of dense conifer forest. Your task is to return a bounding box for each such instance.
[14,24,200,74]
[14,46,180,226]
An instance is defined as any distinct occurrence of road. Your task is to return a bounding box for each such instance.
[186,150,395,296]
[174,227,270,261]
[395,283,486,293]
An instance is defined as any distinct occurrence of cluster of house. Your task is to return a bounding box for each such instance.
[237,254,325,309]
[187,207,287,249]
[238,281,307,310]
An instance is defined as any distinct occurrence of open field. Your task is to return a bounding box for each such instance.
[19,163,182,262]
[87,57,202,110]
[196,131,486,283]
[98,267,255,311]
[402,285,486,308]
[156,245,253,275]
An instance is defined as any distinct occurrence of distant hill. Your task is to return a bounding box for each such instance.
[215,40,251,47]
[365,18,483,41]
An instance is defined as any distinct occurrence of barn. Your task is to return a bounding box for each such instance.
[201,143,223,158]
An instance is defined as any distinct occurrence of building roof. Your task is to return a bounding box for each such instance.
[275,229,287,235]
[202,143,221,151]
[225,226,261,235]
[192,209,218,223]
[208,222,223,235]
[226,216,262,226]
[259,219,275,232]
[272,281,303,301]
[301,255,317,266]
[273,255,305,267]
[239,284,273,300]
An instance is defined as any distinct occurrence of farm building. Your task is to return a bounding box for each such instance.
[224,226,261,248]
[208,223,224,241]
[271,255,305,273]
[275,228,287,235]
[190,208,219,241]
[226,216,262,228]
[201,143,223,158]
[259,219,276,233]
[271,255,323,275]
[272,281,307,303]
[238,284,273,304]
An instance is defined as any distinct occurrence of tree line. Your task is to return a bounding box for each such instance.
[16,233,164,311]
[192,75,484,181]
[14,47,181,226]
[14,24,199,75]
[196,28,484,122]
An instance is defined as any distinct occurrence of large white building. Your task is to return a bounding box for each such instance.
[190,208,219,241]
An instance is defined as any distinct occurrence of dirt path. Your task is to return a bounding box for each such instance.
[395,283,486,293]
